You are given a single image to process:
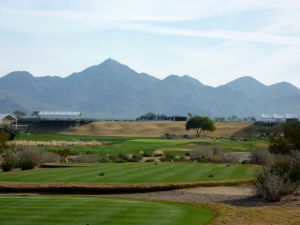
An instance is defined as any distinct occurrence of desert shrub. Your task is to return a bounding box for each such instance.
[255,159,299,202]
[17,147,41,170]
[1,152,17,172]
[50,149,72,162]
[129,154,143,162]
[189,149,213,161]
[208,153,240,164]
[109,154,126,163]
[197,157,210,163]
[160,153,176,162]
[72,154,99,163]
[98,155,110,163]
[160,156,170,162]
[255,167,296,202]
[207,155,222,163]
[39,152,60,164]
[118,153,131,162]
[251,148,274,165]
[222,154,241,163]
[212,145,220,155]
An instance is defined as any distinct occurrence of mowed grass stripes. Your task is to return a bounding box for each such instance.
[0,196,213,225]
[0,163,257,183]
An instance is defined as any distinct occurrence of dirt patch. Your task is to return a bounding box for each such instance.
[9,140,103,147]
[120,186,300,225]
[183,185,254,196]
[69,121,251,138]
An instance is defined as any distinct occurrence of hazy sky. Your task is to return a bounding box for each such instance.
[1,0,300,87]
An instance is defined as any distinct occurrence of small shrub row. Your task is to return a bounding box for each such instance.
[1,147,60,172]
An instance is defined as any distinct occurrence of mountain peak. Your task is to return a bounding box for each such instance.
[163,75,204,87]
[4,71,33,79]
[270,81,298,88]
[227,76,264,86]
[225,76,266,97]
[100,58,121,64]
[101,58,123,66]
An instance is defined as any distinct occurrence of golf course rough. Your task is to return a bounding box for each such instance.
[0,196,213,225]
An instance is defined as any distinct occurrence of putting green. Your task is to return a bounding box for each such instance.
[0,196,213,225]
[0,163,257,183]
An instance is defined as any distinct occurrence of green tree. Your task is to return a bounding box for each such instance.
[269,134,294,154]
[13,110,26,120]
[185,116,216,137]
[269,121,300,154]
[31,111,40,117]
[284,121,300,150]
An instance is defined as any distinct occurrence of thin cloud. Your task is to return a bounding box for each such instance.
[122,23,300,46]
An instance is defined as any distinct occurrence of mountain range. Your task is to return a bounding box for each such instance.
[0,58,300,119]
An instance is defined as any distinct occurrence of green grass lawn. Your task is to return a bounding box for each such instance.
[16,133,268,155]
[0,195,213,225]
[0,163,257,183]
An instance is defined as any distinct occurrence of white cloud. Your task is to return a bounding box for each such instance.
[122,23,300,45]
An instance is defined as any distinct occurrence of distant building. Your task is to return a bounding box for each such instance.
[36,111,82,120]
[0,114,17,127]
[260,114,298,123]
[136,114,187,121]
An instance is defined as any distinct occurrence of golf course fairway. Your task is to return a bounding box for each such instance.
[0,195,213,225]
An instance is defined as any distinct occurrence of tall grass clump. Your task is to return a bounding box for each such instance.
[255,159,300,202]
